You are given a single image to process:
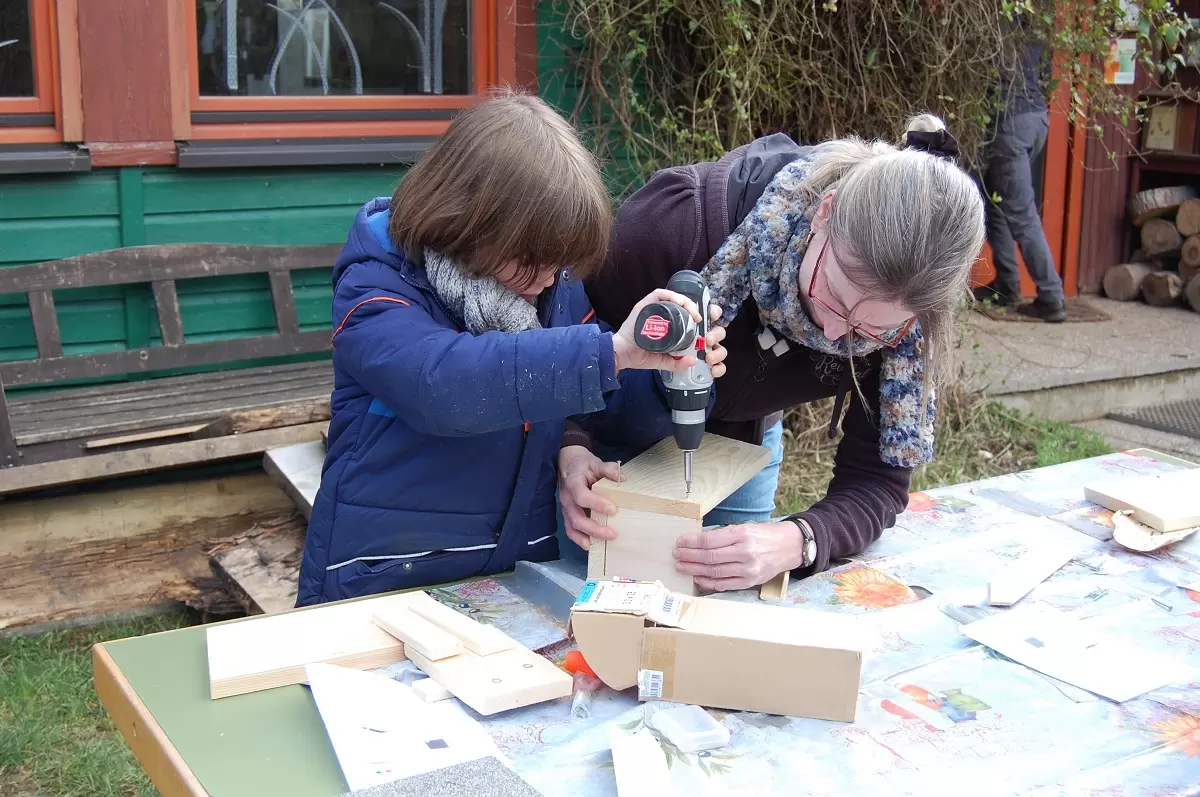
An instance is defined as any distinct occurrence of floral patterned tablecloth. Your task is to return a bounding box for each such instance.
[392,451,1200,797]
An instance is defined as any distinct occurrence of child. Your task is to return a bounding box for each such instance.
[296,90,705,605]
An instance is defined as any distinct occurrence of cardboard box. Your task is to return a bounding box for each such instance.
[570,579,869,722]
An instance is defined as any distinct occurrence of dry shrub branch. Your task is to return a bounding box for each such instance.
[559,0,1192,196]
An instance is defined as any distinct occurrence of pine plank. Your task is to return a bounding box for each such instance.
[592,434,771,520]
[373,606,465,661]
[408,599,513,656]
[205,592,428,699]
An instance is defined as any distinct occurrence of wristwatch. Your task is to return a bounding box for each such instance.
[790,517,817,568]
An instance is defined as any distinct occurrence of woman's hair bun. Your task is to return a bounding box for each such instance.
[905,113,948,134]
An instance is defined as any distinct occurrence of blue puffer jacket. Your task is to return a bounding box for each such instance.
[297,198,661,605]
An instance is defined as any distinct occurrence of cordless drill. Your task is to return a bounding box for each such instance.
[632,270,712,496]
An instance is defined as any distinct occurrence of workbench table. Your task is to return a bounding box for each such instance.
[96,449,1200,797]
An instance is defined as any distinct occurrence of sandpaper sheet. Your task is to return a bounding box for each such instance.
[341,757,542,797]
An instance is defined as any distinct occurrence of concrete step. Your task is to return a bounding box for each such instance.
[1078,418,1200,462]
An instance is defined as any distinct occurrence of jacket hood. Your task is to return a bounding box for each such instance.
[333,197,421,287]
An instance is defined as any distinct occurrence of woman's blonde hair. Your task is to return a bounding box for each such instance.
[390,88,611,286]
[803,113,985,411]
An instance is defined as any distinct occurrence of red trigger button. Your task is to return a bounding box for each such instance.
[695,335,706,350]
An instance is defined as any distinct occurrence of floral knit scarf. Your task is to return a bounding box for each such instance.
[699,156,936,468]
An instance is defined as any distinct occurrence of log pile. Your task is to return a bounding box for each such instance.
[1104,190,1200,313]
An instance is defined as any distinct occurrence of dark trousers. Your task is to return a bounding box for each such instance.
[982,109,1064,302]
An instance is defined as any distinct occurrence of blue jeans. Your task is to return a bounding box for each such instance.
[982,108,1064,303]
[555,420,786,565]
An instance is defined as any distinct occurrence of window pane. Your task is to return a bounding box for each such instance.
[0,1,34,98]
[196,0,471,97]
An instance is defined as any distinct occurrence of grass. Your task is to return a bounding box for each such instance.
[775,384,1111,516]
[0,387,1110,796]
[0,612,195,797]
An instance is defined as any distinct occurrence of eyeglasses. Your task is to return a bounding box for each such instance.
[807,236,915,348]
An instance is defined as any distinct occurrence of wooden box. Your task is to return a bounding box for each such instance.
[585,435,771,595]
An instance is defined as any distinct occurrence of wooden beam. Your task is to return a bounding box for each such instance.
[151,280,185,346]
[0,422,326,496]
[93,644,207,797]
[208,519,304,615]
[0,474,295,630]
[268,271,301,336]
[28,291,63,358]
[1,330,332,388]
[0,244,341,294]
[193,399,330,439]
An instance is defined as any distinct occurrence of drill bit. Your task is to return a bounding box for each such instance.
[683,450,694,497]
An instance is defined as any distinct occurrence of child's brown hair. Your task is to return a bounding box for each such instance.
[390,88,611,288]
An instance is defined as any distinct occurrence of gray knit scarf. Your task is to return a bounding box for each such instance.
[423,249,542,334]
[699,157,936,468]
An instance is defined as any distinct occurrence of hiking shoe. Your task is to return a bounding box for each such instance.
[972,283,1020,307]
[1017,297,1067,323]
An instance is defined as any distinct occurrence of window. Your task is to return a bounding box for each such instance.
[183,0,517,141]
[0,0,61,143]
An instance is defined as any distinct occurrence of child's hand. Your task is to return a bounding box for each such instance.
[557,446,623,550]
[706,305,728,378]
[612,289,703,372]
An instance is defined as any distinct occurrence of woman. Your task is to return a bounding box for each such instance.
[558,115,985,592]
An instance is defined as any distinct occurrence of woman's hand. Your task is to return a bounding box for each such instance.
[613,289,722,373]
[558,446,623,550]
[672,521,805,591]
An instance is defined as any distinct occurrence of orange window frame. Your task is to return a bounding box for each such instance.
[0,0,67,144]
[177,0,518,141]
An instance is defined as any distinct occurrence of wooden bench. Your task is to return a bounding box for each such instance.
[0,244,340,496]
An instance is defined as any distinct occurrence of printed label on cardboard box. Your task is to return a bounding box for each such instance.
[637,669,665,700]
[573,580,691,628]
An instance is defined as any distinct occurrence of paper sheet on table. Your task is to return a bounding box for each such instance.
[306,663,507,792]
[961,608,1193,703]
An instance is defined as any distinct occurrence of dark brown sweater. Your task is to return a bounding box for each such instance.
[583,135,912,577]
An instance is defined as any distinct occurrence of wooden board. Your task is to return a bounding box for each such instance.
[592,434,771,520]
[589,509,698,595]
[205,592,427,699]
[0,423,327,496]
[263,439,325,519]
[759,571,790,602]
[377,592,571,715]
[193,399,331,439]
[986,535,1090,606]
[209,519,305,615]
[404,643,572,716]
[412,677,453,703]
[9,361,332,447]
[373,606,465,661]
[1084,469,1200,532]
[408,598,513,656]
[84,424,207,449]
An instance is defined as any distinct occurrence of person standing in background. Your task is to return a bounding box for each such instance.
[973,33,1067,323]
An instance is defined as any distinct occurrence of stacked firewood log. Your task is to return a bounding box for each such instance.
[1104,186,1200,312]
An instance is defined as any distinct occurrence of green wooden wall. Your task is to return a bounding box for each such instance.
[0,1,582,388]
[0,166,403,377]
